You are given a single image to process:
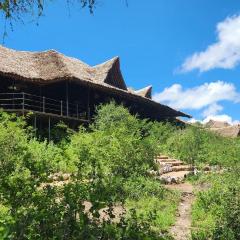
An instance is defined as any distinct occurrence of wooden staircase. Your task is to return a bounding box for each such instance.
[152,155,193,184]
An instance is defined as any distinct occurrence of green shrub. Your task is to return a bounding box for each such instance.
[165,125,240,167]
[0,104,178,239]
[191,170,240,240]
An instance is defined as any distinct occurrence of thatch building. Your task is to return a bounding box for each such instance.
[0,46,190,130]
[205,120,240,138]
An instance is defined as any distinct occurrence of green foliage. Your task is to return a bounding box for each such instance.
[164,125,240,167]
[0,0,96,20]
[0,104,178,239]
[123,176,166,200]
[124,176,180,233]
[191,171,240,240]
[126,195,179,232]
[49,121,75,145]
[143,121,176,155]
[0,204,13,239]
[1,102,238,239]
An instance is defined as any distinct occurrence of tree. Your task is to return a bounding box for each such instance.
[0,0,96,20]
[0,0,98,40]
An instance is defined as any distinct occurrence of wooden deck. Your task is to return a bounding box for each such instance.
[0,92,90,123]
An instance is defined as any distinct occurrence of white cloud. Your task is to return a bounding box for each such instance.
[188,118,200,124]
[202,103,223,118]
[202,115,240,125]
[187,115,240,125]
[180,15,240,72]
[153,81,239,110]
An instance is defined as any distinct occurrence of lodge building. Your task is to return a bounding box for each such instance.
[0,46,190,130]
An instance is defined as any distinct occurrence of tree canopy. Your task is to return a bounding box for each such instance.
[0,0,96,21]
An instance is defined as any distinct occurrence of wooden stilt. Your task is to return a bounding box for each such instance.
[22,92,25,116]
[39,86,42,111]
[87,87,90,120]
[34,114,37,137]
[66,81,69,117]
[48,116,51,141]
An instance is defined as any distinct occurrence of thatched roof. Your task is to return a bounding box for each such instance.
[210,125,240,138]
[0,45,191,119]
[205,120,230,128]
[204,120,240,138]
[127,86,152,99]
[134,86,152,99]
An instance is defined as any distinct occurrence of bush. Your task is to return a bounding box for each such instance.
[191,170,240,240]
[164,126,240,167]
[0,104,178,239]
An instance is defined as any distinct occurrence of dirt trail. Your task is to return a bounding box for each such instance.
[155,156,195,239]
[166,183,194,240]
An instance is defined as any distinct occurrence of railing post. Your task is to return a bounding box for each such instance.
[87,107,90,121]
[76,104,79,119]
[48,116,51,142]
[22,92,25,112]
[66,81,69,117]
[34,115,37,137]
[66,101,69,117]
[60,100,63,116]
[87,87,90,121]
[12,93,15,109]
[43,96,45,113]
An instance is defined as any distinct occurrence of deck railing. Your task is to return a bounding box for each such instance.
[0,92,88,120]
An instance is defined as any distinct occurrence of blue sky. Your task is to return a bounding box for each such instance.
[1,0,240,123]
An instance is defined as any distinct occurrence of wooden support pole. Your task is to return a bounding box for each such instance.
[34,115,37,137]
[39,86,42,111]
[60,100,63,116]
[66,81,69,117]
[43,97,45,113]
[12,92,15,109]
[22,92,25,115]
[87,87,90,120]
[12,79,15,110]
[48,116,51,142]
[76,104,79,119]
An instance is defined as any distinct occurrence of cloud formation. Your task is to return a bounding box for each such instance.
[180,15,240,72]
[153,81,239,111]
[153,81,240,124]
[189,115,240,125]
[202,115,240,125]
[202,103,223,118]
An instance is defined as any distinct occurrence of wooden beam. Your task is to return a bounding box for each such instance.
[66,81,69,117]
[87,87,90,120]
[48,116,51,141]
[34,114,37,137]
[39,85,42,111]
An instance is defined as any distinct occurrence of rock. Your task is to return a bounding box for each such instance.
[148,170,158,176]
[62,173,70,181]
[203,165,210,171]
[52,175,59,181]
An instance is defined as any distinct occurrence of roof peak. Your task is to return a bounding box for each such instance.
[134,85,152,99]
[93,56,119,68]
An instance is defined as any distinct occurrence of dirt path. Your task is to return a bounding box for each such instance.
[155,156,195,239]
[166,183,194,240]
